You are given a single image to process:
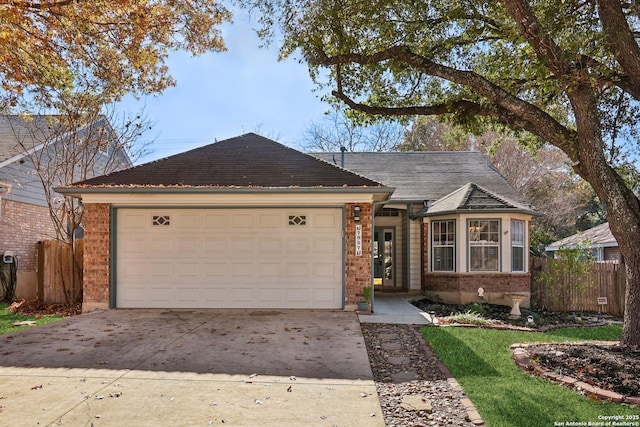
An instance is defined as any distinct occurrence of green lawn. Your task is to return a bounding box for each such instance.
[421,325,639,427]
[0,303,64,334]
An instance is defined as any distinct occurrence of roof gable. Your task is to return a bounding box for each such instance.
[72,133,385,189]
[419,182,536,216]
[0,115,62,165]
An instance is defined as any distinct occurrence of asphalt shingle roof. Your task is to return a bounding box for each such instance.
[311,151,531,206]
[418,182,535,216]
[72,133,385,189]
[546,222,617,249]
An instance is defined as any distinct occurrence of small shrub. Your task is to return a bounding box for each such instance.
[445,310,496,326]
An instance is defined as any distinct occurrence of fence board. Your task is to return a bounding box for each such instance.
[37,240,83,304]
[530,257,626,316]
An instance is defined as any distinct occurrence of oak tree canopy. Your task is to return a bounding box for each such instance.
[244,0,640,346]
[0,0,231,110]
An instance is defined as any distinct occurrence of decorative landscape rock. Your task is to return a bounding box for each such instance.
[361,323,482,426]
[400,395,433,412]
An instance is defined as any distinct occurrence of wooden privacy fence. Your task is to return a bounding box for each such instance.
[37,239,83,304]
[530,257,626,316]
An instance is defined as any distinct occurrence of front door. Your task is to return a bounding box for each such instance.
[373,228,395,287]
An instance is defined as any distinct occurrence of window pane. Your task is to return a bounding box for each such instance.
[470,246,499,271]
[433,247,454,271]
[512,247,524,271]
[511,220,525,272]
[432,220,455,272]
[511,220,524,246]
[469,219,500,271]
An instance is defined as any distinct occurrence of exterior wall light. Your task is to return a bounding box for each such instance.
[354,205,361,222]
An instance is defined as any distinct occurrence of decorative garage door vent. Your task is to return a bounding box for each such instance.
[152,215,171,226]
[288,215,306,226]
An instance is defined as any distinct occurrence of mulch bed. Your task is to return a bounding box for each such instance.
[9,300,82,317]
[527,342,640,397]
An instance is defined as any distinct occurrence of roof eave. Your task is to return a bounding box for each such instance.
[55,185,395,198]
[418,207,539,217]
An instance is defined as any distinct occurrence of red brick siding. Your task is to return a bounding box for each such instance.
[0,199,56,271]
[345,203,372,306]
[424,272,530,299]
[82,203,110,309]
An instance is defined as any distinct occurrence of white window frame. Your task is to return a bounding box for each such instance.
[468,219,501,272]
[431,220,456,272]
[511,219,526,272]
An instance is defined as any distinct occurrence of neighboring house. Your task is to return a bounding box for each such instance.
[58,133,537,313]
[0,115,132,300]
[545,222,620,262]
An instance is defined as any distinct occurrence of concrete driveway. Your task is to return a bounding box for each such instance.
[0,309,383,426]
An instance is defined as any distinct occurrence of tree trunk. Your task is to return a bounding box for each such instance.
[569,83,640,347]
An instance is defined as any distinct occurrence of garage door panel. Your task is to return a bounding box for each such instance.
[258,213,281,228]
[204,237,227,254]
[117,208,343,309]
[314,263,340,278]
[314,237,340,254]
[175,237,200,253]
[286,238,309,253]
[149,262,172,278]
[149,237,173,252]
[314,288,339,304]
[232,238,255,254]
[203,262,227,277]
[204,213,228,228]
[314,212,340,228]
[259,263,281,278]
[121,212,146,229]
[176,262,199,277]
[233,214,255,229]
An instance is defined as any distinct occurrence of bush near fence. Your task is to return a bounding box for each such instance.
[37,239,83,304]
[530,257,626,316]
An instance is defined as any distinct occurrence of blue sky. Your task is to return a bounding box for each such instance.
[117,11,329,163]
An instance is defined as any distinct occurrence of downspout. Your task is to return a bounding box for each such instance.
[406,203,413,291]
[370,199,389,313]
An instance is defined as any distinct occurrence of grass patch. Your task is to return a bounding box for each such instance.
[0,303,64,334]
[421,325,639,427]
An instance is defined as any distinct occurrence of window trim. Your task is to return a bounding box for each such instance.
[511,219,526,272]
[467,219,501,272]
[431,219,456,272]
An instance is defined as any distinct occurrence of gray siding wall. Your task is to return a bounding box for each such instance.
[0,156,47,206]
[0,142,130,208]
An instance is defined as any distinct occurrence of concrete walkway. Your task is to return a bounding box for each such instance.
[358,293,434,325]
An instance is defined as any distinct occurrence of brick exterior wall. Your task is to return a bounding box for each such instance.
[82,203,110,311]
[0,199,56,271]
[424,273,530,293]
[344,203,372,308]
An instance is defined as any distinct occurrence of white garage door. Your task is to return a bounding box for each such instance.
[115,208,344,309]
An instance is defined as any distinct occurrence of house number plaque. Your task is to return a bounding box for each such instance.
[355,224,362,256]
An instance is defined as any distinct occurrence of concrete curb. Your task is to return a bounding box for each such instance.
[411,327,485,426]
[510,341,640,406]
